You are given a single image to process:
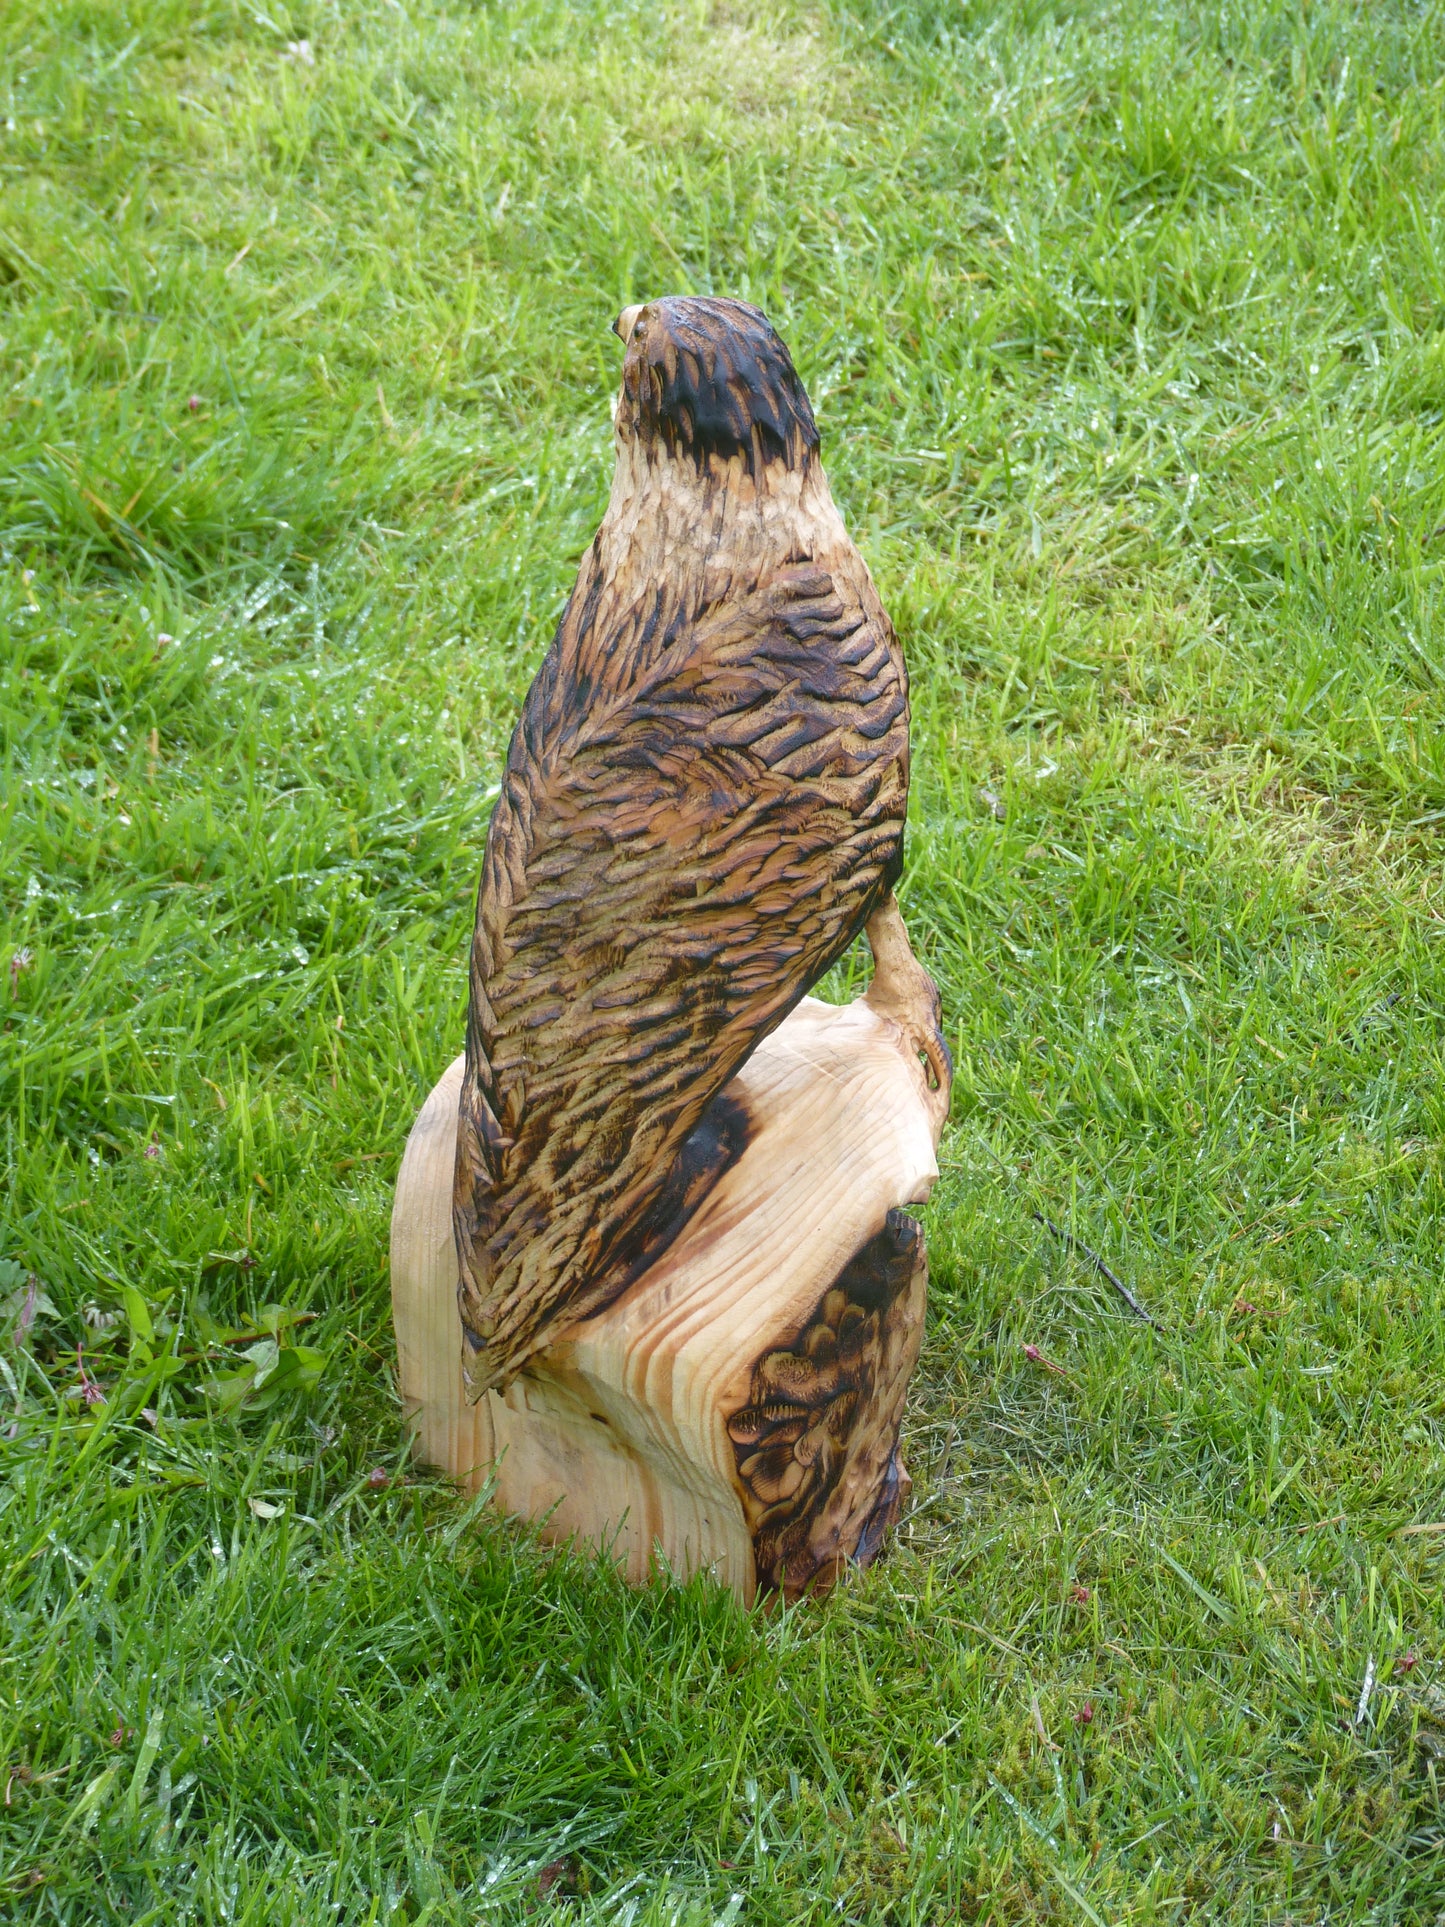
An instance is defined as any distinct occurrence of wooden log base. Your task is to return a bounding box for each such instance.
[390,992,946,1605]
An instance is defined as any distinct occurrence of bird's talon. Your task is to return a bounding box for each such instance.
[913,1027,951,1100]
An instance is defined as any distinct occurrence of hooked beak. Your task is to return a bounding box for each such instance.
[613,303,643,345]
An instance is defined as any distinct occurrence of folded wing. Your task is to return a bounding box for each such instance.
[453,559,908,1394]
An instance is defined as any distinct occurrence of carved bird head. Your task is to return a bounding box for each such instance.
[612,297,818,477]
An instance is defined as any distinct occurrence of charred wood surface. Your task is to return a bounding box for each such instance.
[728,1210,926,1597]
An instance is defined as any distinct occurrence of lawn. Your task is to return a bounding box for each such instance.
[3,0,1445,1918]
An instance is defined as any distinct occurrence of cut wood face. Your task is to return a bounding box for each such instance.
[728,1208,927,1599]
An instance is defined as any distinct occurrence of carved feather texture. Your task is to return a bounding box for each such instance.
[728,1208,926,1596]
[454,298,911,1395]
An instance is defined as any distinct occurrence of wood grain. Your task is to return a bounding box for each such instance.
[393,986,946,1604]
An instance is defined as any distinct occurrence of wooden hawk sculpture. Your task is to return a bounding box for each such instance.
[391,297,952,1600]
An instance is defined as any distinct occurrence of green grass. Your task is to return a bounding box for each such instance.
[3,0,1445,1917]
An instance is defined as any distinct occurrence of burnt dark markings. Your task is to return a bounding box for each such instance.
[728,1208,922,1595]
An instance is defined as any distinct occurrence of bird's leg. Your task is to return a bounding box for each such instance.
[863,894,952,1127]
